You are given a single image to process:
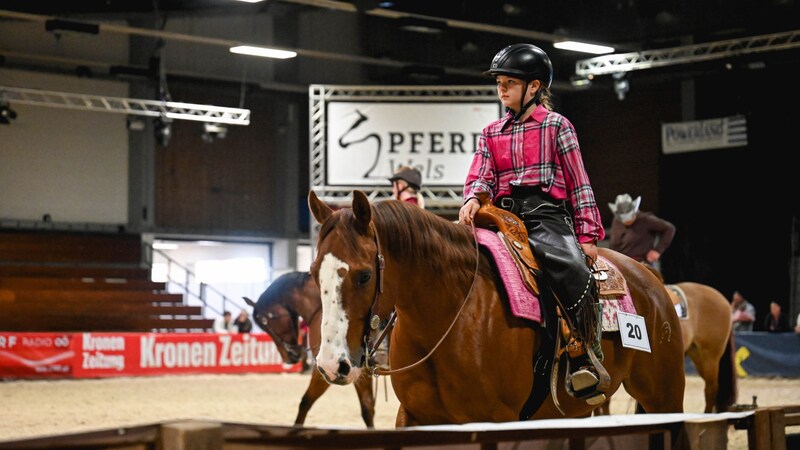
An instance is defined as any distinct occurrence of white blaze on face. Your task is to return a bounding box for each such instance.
[316,252,358,382]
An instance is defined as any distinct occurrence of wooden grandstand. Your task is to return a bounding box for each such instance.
[0,229,212,332]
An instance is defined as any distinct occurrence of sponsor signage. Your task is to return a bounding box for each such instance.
[0,332,299,379]
[0,333,74,377]
[661,115,747,154]
[326,102,502,186]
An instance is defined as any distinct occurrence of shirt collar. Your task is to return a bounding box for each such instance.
[500,104,547,128]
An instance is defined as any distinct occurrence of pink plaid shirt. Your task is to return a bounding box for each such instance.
[463,105,605,243]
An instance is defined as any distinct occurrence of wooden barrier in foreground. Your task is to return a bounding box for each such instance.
[0,406,797,450]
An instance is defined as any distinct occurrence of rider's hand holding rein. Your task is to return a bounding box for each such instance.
[581,241,598,268]
[459,197,480,225]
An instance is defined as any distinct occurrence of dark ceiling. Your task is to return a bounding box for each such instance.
[1,0,798,88]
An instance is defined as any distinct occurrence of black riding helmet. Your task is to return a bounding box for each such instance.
[486,43,553,121]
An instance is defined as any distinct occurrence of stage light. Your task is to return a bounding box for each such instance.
[154,116,172,146]
[613,72,630,101]
[0,102,17,125]
[201,123,228,143]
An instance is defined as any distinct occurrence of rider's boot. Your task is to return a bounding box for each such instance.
[564,286,608,405]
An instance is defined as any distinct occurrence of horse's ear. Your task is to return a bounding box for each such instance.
[308,190,333,224]
[243,296,256,308]
[352,190,372,234]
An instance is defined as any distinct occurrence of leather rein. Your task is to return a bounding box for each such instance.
[260,306,321,357]
[364,221,481,377]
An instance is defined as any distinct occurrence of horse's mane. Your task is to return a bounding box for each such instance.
[317,199,492,279]
[374,200,491,279]
[256,271,311,309]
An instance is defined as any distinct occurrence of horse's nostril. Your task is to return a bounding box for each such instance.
[337,358,351,376]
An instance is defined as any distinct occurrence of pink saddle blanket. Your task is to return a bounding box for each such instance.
[475,228,636,329]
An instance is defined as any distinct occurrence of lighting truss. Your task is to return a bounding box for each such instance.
[575,29,800,77]
[0,86,250,125]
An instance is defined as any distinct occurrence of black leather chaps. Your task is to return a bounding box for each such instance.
[499,186,599,343]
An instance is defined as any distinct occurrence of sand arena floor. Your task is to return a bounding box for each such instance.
[0,373,798,449]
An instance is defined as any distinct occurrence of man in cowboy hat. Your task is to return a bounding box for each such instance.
[608,193,676,269]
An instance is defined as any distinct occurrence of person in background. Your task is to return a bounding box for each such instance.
[458,43,605,405]
[234,310,253,333]
[212,310,237,333]
[794,312,800,334]
[731,291,756,332]
[608,194,675,270]
[388,165,425,208]
[764,301,791,332]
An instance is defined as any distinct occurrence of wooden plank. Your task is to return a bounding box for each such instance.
[780,405,800,426]
[0,304,203,317]
[4,289,183,303]
[673,417,728,450]
[0,316,213,333]
[0,422,160,449]
[0,264,152,279]
[0,276,166,291]
[0,230,142,265]
[749,408,775,450]
[769,407,787,450]
[160,421,223,450]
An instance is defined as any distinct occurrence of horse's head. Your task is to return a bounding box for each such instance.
[244,289,306,365]
[308,189,382,385]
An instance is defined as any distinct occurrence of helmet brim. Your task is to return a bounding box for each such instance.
[484,68,529,79]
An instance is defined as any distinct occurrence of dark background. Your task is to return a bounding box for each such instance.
[1,0,798,328]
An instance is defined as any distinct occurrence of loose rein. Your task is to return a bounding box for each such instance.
[367,221,482,377]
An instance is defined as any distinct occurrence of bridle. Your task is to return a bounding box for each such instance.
[362,221,482,377]
[257,306,319,358]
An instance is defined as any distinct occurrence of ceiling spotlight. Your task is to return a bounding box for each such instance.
[154,116,172,147]
[570,75,592,89]
[201,123,228,143]
[0,102,17,125]
[126,116,146,131]
[396,17,445,34]
[612,72,630,101]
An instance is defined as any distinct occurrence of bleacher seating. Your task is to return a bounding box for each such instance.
[0,229,213,332]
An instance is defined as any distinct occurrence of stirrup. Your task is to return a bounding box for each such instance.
[565,351,609,406]
[570,367,599,392]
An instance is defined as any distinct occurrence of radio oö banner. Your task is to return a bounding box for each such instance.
[326,102,501,186]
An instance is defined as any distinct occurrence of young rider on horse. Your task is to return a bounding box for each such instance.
[458,43,606,404]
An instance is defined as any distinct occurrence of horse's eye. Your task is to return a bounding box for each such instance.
[356,270,372,287]
[259,316,269,326]
[267,312,274,319]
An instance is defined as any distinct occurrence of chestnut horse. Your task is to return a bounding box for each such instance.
[669,282,737,413]
[308,190,685,426]
[244,271,376,427]
[597,281,736,414]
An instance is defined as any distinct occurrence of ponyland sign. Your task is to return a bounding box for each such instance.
[661,115,747,154]
[326,101,500,186]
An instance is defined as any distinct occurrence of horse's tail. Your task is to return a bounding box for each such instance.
[715,329,738,412]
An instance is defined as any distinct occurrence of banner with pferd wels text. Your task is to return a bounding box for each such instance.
[0,332,300,379]
[326,102,502,186]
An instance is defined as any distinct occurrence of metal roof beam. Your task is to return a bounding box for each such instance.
[575,29,800,77]
[0,86,251,125]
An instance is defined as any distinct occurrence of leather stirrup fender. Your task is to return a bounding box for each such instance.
[473,192,540,296]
